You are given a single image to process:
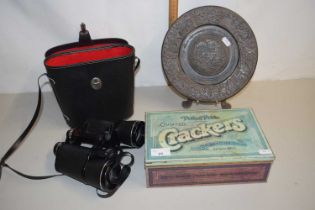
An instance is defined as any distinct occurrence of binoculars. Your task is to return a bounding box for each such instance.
[54,120,145,197]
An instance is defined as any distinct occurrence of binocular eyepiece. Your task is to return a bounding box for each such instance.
[54,120,145,197]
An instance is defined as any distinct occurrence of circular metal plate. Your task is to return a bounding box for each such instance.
[162,6,258,102]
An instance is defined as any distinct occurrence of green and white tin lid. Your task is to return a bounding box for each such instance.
[145,108,275,167]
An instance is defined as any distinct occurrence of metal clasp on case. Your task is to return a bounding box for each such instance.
[90,77,102,90]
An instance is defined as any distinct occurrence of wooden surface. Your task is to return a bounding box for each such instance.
[169,0,178,26]
[0,79,315,210]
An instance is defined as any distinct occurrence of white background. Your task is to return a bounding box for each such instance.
[0,0,314,93]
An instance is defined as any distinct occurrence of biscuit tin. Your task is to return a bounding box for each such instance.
[145,108,275,187]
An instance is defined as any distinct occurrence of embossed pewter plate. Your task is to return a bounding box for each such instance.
[161,6,258,102]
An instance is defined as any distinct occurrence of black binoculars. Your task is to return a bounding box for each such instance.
[54,120,145,197]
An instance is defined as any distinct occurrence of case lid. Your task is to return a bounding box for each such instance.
[145,108,275,167]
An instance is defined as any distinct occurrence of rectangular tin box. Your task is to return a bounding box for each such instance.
[145,108,275,187]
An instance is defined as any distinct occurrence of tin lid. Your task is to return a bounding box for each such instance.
[145,108,275,167]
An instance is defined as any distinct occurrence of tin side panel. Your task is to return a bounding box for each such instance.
[148,163,271,187]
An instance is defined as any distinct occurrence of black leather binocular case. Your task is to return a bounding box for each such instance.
[44,23,140,128]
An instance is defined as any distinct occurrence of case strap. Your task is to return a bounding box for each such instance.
[0,73,62,181]
[134,56,140,71]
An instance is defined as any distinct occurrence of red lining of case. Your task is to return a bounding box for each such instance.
[46,46,133,67]
[51,43,112,55]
